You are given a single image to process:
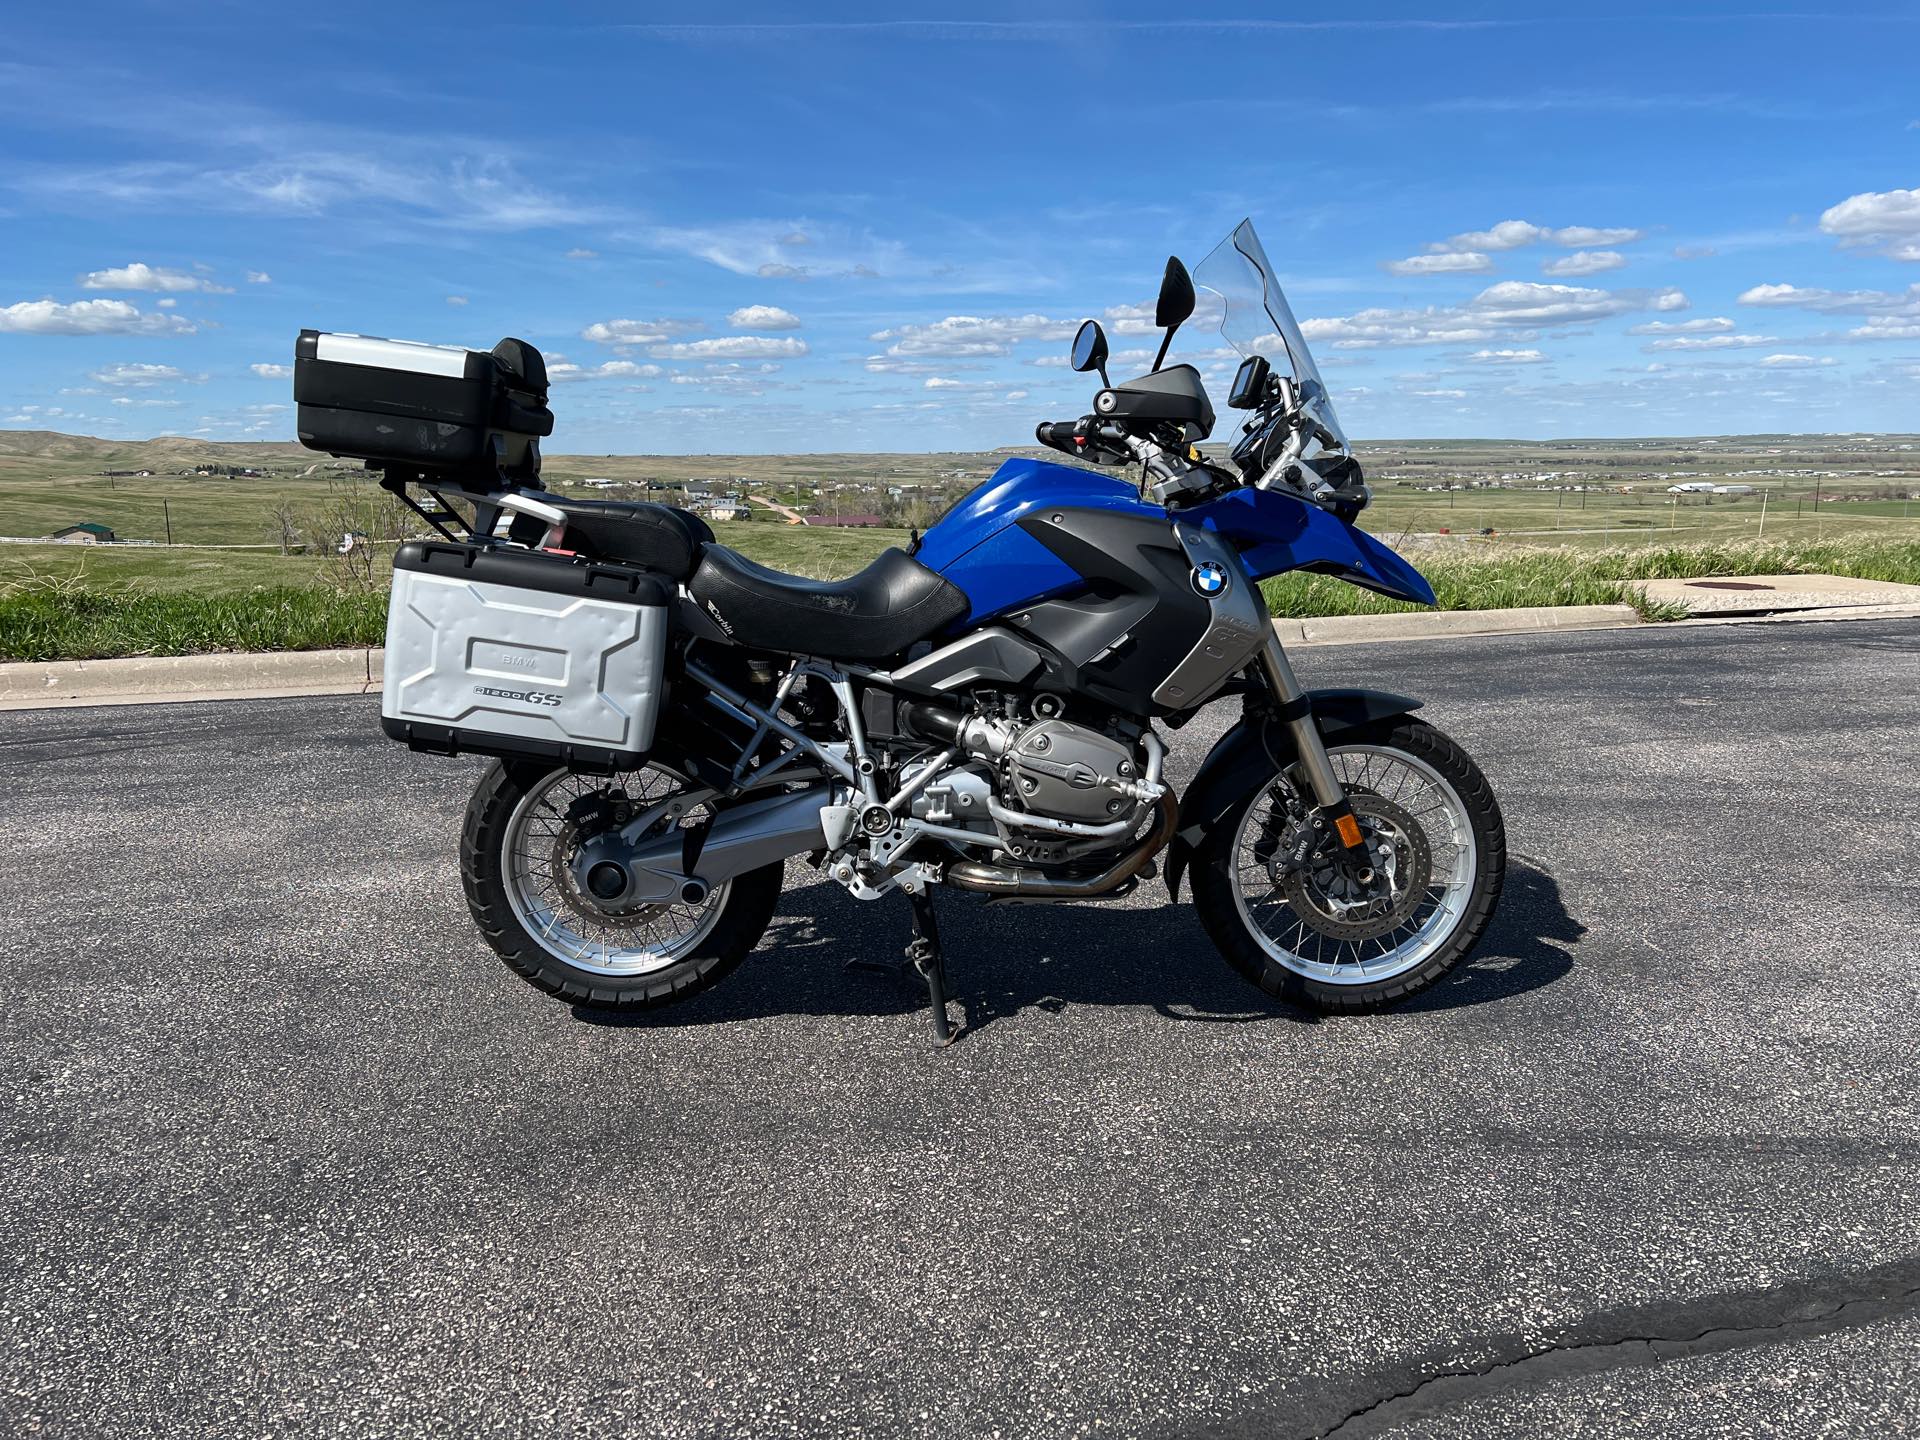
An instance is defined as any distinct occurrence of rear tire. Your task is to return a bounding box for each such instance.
[461,760,784,1010]
[1192,717,1505,1012]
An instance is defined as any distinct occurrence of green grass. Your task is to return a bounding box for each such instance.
[1261,536,1920,621]
[0,577,385,662]
[7,526,1918,663]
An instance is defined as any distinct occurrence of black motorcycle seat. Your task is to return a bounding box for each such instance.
[550,498,712,580]
[688,544,969,661]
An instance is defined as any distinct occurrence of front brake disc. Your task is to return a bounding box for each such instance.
[1281,792,1432,942]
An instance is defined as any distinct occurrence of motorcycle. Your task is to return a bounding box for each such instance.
[298,219,1505,1044]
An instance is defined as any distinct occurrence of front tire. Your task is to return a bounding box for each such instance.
[1192,717,1505,1012]
[461,760,784,1010]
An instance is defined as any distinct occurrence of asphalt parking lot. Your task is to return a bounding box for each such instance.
[4,618,1918,1438]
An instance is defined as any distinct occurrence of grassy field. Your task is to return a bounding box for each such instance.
[1262,537,1920,620]
[3,428,1918,660]
[6,535,1917,663]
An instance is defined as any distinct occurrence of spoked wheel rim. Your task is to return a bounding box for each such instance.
[1229,744,1477,985]
[502,766,731,977]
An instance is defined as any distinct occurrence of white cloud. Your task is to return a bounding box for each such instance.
[1737,282,1920,315]
[1471,281,1686,323]
[1758,354,1838,368]
[565,248,597,260]
[1819,188,1920,260]
[0,298,195,336]
[1542,250,1625,277]
[50,151,605,233]
[1672,245,1717,260]
[1004,389,1029,401]
[1411,388,1468,399]
[1299,283,1685,350]
[862,355,951,375]
[648,336,810,360]
[251,362,293,378]
[445,295,468,306]
[80,262,230,293]
[1842,318,1920,341]
[726,304,801,331]
[1442,220,1549,252]
[1628,316,1736,335]
[870,313,1073,357]
[1644,333,1778,351]
[1549,225,1643,248]
[91,362,198,386]
[1435,220,1643,252]
[645,220,902,280]
[1463,348,1547,364]
[1384,251,1495,277]
[579,316,704,346]
[246,271,271,285]
[548,359,669,383]
[111,396,179,408]
[1102,301,1161,335]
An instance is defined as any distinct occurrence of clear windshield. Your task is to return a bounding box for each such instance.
[1194,219,1348,449]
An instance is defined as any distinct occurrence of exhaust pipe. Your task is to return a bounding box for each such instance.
[944,792,1177,899]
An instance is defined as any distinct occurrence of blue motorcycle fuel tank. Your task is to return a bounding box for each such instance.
[917,457,1434,623]
[914,459,1163,623]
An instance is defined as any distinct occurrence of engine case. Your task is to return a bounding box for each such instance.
[1005,719,1140,825]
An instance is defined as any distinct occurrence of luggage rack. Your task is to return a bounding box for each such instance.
[372,460,546,550]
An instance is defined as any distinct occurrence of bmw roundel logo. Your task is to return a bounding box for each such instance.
[1191,560,1229,598]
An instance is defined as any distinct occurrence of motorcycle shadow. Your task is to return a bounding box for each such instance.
[570,859,1580,1038]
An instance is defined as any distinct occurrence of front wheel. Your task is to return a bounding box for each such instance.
[1191,717,1505,1012]
[461,760,784,1009]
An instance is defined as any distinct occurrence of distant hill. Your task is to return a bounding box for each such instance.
[0,430,309,467]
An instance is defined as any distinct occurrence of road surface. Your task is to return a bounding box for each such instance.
[3,618,1917,1438]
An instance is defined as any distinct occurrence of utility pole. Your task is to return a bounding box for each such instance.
[163,499,173,546]
[1758,488,1768,540]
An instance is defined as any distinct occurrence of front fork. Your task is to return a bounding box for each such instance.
[1257,634,1375,865]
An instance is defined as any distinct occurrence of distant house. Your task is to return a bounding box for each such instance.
[805,514,885,528]
[701,502,750,522]
[46,522,116,544]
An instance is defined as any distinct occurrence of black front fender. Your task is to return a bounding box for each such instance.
[1163,687,1423,903]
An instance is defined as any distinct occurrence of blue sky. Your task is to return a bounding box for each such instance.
[2,2,1917,452]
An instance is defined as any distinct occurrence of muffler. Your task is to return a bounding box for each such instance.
[943,793,1177,899]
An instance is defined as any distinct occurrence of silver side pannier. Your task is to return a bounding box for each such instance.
[382,541,670,773]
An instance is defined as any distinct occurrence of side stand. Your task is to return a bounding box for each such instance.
[844,891,958,1047]
[906,890,955,1047]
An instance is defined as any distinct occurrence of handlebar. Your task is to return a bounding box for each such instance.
[1035,419,1083,455]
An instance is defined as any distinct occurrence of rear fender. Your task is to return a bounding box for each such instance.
[1163,688,1422,903]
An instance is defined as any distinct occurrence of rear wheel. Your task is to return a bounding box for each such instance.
[461,760,783,1009]
[1192,718,1505,1012]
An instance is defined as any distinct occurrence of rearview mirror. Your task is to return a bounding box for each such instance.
[1070,319,1109,377]
[1151,257,1196,371]
[1155,257,1196,329]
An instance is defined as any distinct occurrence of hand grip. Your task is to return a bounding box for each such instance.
[1035,420,1082,453]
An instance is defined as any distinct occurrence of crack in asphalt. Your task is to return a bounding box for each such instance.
[1188,1258,1920,1440]
[1306,1259,1920,1440]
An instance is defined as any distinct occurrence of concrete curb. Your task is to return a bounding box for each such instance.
[3,599,1914,710]
[0,647,379,710]
[1282,603,1641,647]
